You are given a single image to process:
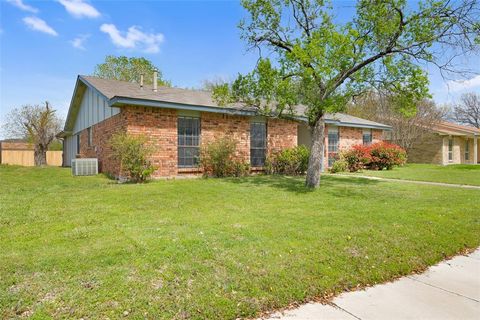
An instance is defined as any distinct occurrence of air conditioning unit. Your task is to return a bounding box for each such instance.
[71,158,98,176]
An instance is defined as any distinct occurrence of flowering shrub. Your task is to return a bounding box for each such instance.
[339,142,406,172]
[368,142,407,170]
[341,144,371,172]
[265,145,310,175]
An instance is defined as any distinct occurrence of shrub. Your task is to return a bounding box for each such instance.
[200,137,250,177]
[368,142,407,170]
[341,144,371,172]
[329,159,348,173]
[110,133,155,183]
[341,142,407,172]
[265,145,310,175]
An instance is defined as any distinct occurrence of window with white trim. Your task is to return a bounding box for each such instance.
[465,140,470,161]
[448,138,453,162]
[178,116,200,168]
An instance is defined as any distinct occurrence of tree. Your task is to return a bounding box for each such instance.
[453,92,480,128]
[213,0,479,188]
[347,92,446,152]
[3,102,62,166]
[93,55,170,86]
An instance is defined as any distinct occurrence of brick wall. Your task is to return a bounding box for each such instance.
[267,118,298,154]
[77,111,127,175]
[407,132,444,164]
[0,141,32,150]
[77,106,299,178]
[201,113,250,162]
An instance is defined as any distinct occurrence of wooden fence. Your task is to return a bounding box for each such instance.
[0,150,62,166]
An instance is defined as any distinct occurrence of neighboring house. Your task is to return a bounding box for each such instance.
[408,121,479,165]
[58,75,391,178]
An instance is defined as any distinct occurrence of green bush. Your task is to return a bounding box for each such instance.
[109,133,155,183]
[329,159,348,173]
[200,137,250,177]
[266,145,310,175]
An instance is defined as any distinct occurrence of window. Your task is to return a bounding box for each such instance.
[178,116,200,167]
[250,122,267,167]
[363,129,372,145]
[448,138,453,162]
[465,140,470,161]
[76,134,80,155]
[87,127,93,147]
[328,127,339,167]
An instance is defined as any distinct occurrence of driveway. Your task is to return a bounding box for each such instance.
[265,249,480,320]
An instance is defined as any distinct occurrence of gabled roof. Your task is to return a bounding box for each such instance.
[432,121,480,136]
[60,75,392,136]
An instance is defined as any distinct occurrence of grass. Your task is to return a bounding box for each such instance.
[345,163,480,186]
[1,165,479,319]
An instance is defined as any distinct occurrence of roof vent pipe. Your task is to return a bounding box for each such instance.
[140,74,144,88]
[153,69,158,92]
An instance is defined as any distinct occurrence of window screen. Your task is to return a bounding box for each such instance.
[250,122,266,167]
[328,127,339,167]
[178,117,200,167]
[363,129,372,145]
[87,127,93,147]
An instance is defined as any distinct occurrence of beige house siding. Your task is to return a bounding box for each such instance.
[406,132,444,164]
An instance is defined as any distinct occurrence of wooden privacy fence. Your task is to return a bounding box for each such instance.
[0,150,62,166]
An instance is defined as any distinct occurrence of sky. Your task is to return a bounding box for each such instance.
[0,0,479,138]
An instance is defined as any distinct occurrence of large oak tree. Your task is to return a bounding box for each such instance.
[214,0,479,188]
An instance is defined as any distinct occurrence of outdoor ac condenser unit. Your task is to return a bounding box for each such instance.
[71,158,98,176]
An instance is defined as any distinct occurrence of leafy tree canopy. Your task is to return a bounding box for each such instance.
[94,55,171,87]
[214,0,479,125]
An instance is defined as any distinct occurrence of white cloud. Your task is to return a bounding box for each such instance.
[6,0,38,13]
[58,0,100,18]
[100,24,164,53]
[70,34,90,50]
[23,16,58,36]
[447,75,480,92]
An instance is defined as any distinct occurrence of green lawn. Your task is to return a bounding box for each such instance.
[1,166,479,319]
[346,164,480,186]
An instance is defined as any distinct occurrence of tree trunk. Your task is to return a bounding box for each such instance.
[305,116,325,188]
[34,145,47,166]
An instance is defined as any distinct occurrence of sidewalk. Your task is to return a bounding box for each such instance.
[265,249,480,320]
[331,174,480,190]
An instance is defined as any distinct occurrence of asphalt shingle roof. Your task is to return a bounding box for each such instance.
[80,75,391,129]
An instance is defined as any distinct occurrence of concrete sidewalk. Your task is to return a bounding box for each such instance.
[265,249,480,320]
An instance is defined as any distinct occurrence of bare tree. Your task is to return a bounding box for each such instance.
[453,92,480,128]
[3,102,62,166]
[348,92,446,152]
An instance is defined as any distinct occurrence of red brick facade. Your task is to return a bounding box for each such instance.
[77,106,299,178]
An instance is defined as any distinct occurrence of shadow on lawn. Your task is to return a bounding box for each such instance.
[226,174,379,194]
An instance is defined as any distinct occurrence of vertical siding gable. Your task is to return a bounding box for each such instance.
[72,86,120,134]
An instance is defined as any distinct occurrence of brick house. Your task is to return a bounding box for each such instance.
[58,75,391,177]
[408,121,479,165]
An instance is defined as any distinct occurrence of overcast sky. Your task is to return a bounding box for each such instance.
[0,0,479,139]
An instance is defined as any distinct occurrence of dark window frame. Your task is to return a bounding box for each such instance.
[76,134,80,155]
[177,116,201,168]
[250,122,267,167]
[362,129,372,145]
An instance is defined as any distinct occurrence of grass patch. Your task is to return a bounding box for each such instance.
[345,163,480,186]
[1,165,479,319]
